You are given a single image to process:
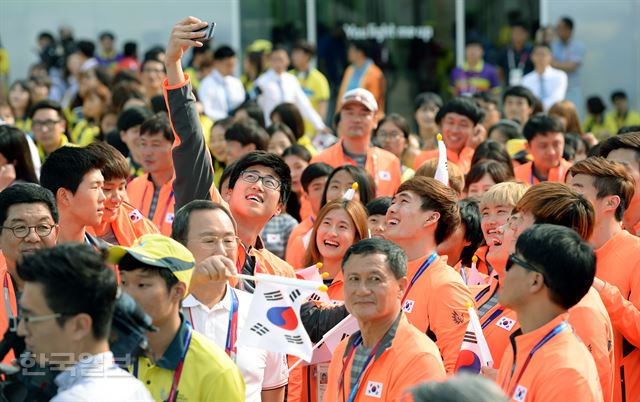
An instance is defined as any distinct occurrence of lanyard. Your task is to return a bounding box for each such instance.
[401,252,438,303]
[140,181,174,225]
[134,323,193,402]
[508,48,528,70]
[3,272,14,320]
[338,334,386,402]
[481,307,505,329]
[504,321,568,396]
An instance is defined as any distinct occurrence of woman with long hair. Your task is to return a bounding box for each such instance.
[320,165,376,207]
[0,125,39,190]
[8,80,33,132]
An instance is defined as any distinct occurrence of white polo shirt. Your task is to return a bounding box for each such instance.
[182,285,288,402]
[198,69,246,120]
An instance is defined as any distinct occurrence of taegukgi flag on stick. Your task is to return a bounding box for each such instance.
[434,133,449,186]
[295,263,331,304]
[455,302,493,374]
[237,278,315,361]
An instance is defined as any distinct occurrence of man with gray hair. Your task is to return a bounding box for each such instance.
[323,238,445,401]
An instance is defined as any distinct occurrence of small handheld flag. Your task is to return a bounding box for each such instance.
[343,182,358,201]
[455,302,493,374]
[466,255,485,286]
[295,263,331,303]
[434,133,449,186]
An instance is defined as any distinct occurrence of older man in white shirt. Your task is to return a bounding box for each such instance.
[173,200,289,402]
[254,46,327,132]
[198,45,246,120]
[522,43,568,111]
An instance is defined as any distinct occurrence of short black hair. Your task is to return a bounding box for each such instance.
[365,196,392,217]
[472,92,500,107]
[118,253,178,293]
[510,19,529,31]
[458,198,484,267]
[522,113,564,142]
[172,200,235,246]
[321,165,376,207]
[234,101,266,128]
[75,40,96,58]
[488,119,523,141]
[40,147,102,196]
[292,40,316,56]
[610,90,627,102]
[228,151,292,204]
[29,99,64,120]
[516,224,595,309]
[99,31,115,41]
[117,106,152,132]
[503,86,536,108]
[123,41,137,58]
[140,112,173,142]
[38,32,55,43]
[342,237,408,279]
[86,141,129,181]
[532,42,552,52]
[0,183,58,226]
[225,119,269,150]
[470,140,515,177]
[560,16,574,31]
[586,96,606,115]
[349,40,371,57]
[300,162,333,193]
[436,97,484,126]
[17,244,117,339]
[218,160,238,192]
[618,126,640,135]
[414,92,443,111]
[282,144,312,163]
[597,132,640,169]
[214,45,236,60]
[140,57,166,73]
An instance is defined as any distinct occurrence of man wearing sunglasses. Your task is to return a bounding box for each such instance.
[496,224,602,401]
[0,183,59,364]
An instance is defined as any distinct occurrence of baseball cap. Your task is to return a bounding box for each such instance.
[341,88,378,113]
[108,234,195,292]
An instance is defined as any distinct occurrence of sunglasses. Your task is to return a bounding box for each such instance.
[506,253,550,285]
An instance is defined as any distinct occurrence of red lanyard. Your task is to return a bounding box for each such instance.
[133,323,192,402]
[401,252,438,303]
[503,321,568,397]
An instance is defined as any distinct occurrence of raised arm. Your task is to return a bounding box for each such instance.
[164,17,225,209]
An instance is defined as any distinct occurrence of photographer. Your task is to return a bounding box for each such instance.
[16,244,152,401]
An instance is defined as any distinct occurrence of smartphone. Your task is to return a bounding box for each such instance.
[195,22,216,42]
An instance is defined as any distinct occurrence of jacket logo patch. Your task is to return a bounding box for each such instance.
[514,385,527,402]
[378,170,391,181]
[496,317,516,331]
[365,381,383,398]
[266,233,281,243]
[402,299,415,313]
[452,310,464,325]
[129,209,143,223]
[165,213,175,224]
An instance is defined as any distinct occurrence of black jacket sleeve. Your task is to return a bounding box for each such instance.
[300,302,349,343]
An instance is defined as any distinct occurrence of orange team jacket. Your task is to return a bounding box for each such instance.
[323,314,445,402]
[513,159,572,185]
[0,263,18,365]
[413,146,475,174]
[474,277,614,400]
[289,271,346,402]
[86,202,159,246]
[299,194,313,222]
[285,216,315,269]
[126,174,175,236]
[236,237,296,280]
[402,255,473,374]
[337,63,386,121]
[595,229,640,402]
[310,140,402,197]
[496,314,603,402]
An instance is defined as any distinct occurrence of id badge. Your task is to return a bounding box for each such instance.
[509,68,523,85]
[316,362,330,401]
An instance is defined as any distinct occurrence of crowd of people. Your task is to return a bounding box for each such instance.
[0,12,638,402]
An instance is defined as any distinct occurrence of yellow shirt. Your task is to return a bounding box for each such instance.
[604,110,640,134]
[290,68,330,137]
[71,119,101,145]
[131,317,245,402]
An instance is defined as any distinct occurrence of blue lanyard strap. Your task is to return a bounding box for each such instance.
[339,334,385,402]
[402,252,438,303]
[225,288,239,362]
[505,321,568,396]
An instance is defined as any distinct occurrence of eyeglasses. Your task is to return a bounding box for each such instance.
[32,119,61,130]
[1,224,55,239]
[377,131,404,140]
[20,313,62,328]
[142,67,165,74]
[240,171,282,190]
[195,235,239,251]
[506,253,549,284]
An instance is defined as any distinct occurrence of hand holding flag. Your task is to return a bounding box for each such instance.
[455,302,493,374]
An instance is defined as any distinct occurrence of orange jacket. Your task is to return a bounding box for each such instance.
[299,194,313,222]
[0,264,17,365]
[513,159,572,185]
[496,314,604,402]
[310,140,402,197]
[413,146,475,174]
[323,314,445,402]
[126,173,175,236]
[237,238,296,280]
[595,229,640,402]
[402,255,473,373]
[285,216,315,269]
[337,63,386,121]
[87,202,159,246]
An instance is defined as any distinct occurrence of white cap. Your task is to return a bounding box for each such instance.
[341,88,378,112]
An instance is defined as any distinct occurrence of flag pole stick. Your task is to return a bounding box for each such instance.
[230,273,329,292]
